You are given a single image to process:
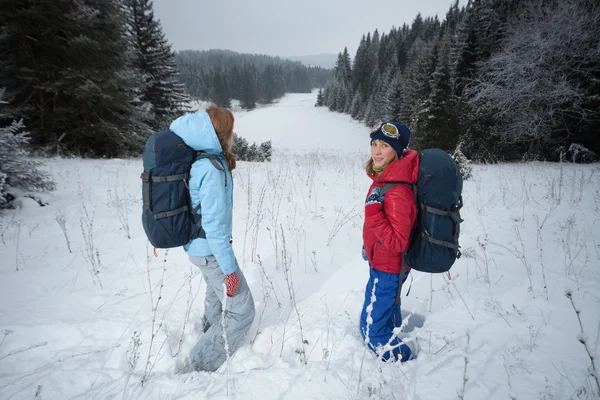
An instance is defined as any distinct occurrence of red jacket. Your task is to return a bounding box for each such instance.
[363,150,419,274]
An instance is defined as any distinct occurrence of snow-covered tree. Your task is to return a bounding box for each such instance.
[233,134,271,162]
[465,0,600,159]
[123,0,190,130]
[383,72,405,122]
[334,47,352,85]
[0,120,55,208]
[349,89,363,120]
[452,142,473,180]
[412,34,458,151]
[257,141,272,162]
[315,88,324,107]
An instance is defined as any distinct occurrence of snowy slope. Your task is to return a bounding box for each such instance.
[0,92,599,400]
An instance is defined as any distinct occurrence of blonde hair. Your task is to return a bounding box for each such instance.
[206,104,236,171]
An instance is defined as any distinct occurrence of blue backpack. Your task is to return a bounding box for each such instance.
[141,130,225,249]
[381,148,463,276]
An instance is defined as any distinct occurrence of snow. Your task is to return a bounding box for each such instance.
[1,92,600,399]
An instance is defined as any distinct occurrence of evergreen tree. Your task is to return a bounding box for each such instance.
[365,30,381,97]
[259,65,279,104]
[0,0,149,156]
[233,133,249,161]
[258,141,272,162]
[334,47,352,84]
[335,80,349,112]
[123,0,190,130]
[396,33,410,72]
[408,13,425,46]
[322,86,332,109]
[383,71,405,122]
[240,64,258,110]
[0,119,55,208]
[315,88,324,107]
[349,89,364,120]
[324,80,338,111]
[352,34,370,96]
[209,69,231,108]
[412,34,458,151]
[229,65,243,100]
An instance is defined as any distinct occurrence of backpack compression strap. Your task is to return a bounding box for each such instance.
[141,170,191,216]
[418,203,463,257]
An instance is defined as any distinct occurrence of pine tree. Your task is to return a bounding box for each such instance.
[322,86,332,109]
[259,65,279,104]
[258,141,272,162]
[383,71,405,122]
[315,88,324,107]
[0,0,150,156]
[229,65,243,100]
[364,30,381,98]
[353,35,370,95]
[335,80,348,112]
[334,47,352,84]
[0,120,55,208]
[239,64,258,110]
[233,133,249,161]
[123,0,190,130]
[343,87,353,114]
[412,34,458,151]
[210,69,231,108]
[349,89,363,120]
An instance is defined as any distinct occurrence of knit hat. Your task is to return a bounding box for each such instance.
[370,122,411,157]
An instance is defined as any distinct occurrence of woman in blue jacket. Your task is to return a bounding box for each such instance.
[170,105,255,372]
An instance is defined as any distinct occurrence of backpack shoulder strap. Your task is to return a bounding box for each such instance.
[195,151,228,186]
[381,181,417,204]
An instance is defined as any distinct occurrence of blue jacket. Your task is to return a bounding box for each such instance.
[170,112,238,275]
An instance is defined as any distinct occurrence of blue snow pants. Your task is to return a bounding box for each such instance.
[359,267,412,362]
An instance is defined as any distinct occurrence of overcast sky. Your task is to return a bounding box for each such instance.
[153,0,465,58]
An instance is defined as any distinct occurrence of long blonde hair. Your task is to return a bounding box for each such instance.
[207,104,236,171]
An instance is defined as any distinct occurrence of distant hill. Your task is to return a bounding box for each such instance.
[285,53,337,69]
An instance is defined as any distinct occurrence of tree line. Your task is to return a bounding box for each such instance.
[317,0,600,162]
[176,49,331,110]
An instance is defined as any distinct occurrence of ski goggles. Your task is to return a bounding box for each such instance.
[370,122,401,139]
[371,122,408,149]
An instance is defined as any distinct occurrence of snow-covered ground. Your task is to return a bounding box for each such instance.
[1,92,599,400]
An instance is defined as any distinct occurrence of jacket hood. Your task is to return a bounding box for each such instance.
[169,112,223,155]
[371,149,419,184]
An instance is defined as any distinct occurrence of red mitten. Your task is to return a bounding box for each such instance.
[225,272,240,297]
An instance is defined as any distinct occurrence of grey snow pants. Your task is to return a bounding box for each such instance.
[188,255,255,372]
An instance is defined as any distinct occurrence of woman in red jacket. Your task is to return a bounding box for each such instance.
[360,121,419,362]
